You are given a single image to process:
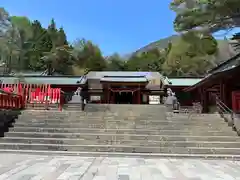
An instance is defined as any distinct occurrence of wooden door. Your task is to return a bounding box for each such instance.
[232,91,240,112]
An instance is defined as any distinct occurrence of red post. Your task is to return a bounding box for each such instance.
[59,88,63,111]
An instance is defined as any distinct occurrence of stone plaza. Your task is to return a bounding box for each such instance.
[0,153,239,180]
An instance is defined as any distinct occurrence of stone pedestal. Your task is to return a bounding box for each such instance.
[233,115,240,136]
[223,114,233,126]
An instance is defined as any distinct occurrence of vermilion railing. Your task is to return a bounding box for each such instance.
[0,83,62,111]
[0,89,23,110]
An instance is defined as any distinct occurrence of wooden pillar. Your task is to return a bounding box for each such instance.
[204,89,208,113]
[138,84,141,104]
[220,80,226,104]
[199,87,207,113]
[220,81,223,100]
[107,83,109,104]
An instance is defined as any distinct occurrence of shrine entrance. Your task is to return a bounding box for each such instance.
[100,76,149,104]
[108,88,140,104]
[114,91,133,104]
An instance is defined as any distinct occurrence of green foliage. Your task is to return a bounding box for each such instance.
[72,39,106,72]
[163,32,218,76]
[0,14,84,75]
[0,7,11,38]
[167,0,240,76]
[10,16,33,40]
[231,32,240,51]
[170,0,240,33]
[0,7,224,77]
[105,53,126,71]
[10,16,34,71]
[126,48,166,72]
[134,35,178,55]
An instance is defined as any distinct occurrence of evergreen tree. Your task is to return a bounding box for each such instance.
[170,0,240,33]
[57,27,68,46]
[105,53,126,71]
[28,20,52,70]
[85,42,106,71]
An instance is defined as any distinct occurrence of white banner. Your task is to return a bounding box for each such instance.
[149,95,160,104]
[90,95,101,101]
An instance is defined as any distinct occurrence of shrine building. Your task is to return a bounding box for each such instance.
[85,71,166,104]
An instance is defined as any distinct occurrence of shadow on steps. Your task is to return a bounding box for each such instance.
[0,110,21,137]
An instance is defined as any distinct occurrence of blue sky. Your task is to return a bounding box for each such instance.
[1,1,238,56]
[1,0,176,55]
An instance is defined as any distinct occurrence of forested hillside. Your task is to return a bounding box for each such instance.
[0,3,239,77]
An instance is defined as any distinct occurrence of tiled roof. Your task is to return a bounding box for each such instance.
[183,53,240,91]
[9,71,46,76]
[208,53,240,74]
[167,78,202,86]
[87,71,167,84]
[87,71,160,78]
[0,76,84,85]
[184,64,240,92]
[100,77,148,82]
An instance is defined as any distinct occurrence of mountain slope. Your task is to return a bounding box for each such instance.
[134,35,179,54]
[133,35,237,65]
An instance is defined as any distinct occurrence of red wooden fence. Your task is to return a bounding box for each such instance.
[0,83,62,111]
[0,92,23,110]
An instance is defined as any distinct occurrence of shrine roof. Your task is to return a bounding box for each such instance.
[87,71,162,78]
[182,53,240,91]
[0,76,85,85]
[87,71,168,84]
[166,78,202,86]
[100,76,148,83]
[208,53,240,74]
[184,64,240,92]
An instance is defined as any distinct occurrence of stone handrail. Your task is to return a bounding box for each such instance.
[215,95,235,127]
[216,96,233,114]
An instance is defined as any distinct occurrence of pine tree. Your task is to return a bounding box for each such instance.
[28,20,52,70]
[57,27,68,46]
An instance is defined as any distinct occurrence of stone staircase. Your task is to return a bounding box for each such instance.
[0,104,240,159]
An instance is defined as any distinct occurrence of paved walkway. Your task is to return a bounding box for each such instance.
[0,154,239,180]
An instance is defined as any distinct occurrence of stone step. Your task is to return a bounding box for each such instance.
[22,109,165,114]
[16,116,224,122]
[1,137,240,148]
[12,122,230,130]
[16,116,226,123]
[93,104,165,108]
[0,142,240,155]
[166,113,220,117]
[18,115,224,124]
[23,107,164,113]
[1,149,240,159]
[5,132,240,141]
[20,114,117,117]
[19,115,167,120]
[20,112,221,119]
[167,116,223,120]
[167,118,224,122]
[8,127,236,136]
[14,119,227,127]
[21,113,221,121]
